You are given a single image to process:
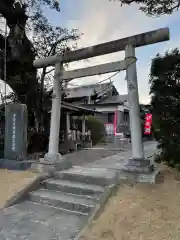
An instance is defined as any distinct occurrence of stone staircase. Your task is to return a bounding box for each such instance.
[29,177,104,215]
[0,166,117,240]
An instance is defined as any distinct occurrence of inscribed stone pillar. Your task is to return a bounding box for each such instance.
[4,104,27,160]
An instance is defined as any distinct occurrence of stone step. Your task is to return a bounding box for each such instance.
[54,166,117,186]
[117,168,159,184]
[43,179,105,199]
[0,200,87,239]
[29,188,97,214]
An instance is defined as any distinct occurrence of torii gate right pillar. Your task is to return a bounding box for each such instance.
[125,44,144,160]
[124,44,154,174]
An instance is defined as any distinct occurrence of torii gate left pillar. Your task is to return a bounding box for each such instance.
[45,62,63,163]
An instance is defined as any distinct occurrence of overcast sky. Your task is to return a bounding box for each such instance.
[1,1,180,104]
[44,0,180,104]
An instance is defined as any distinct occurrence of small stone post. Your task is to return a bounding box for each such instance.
[66,112,71,138]
[82,115,86,141]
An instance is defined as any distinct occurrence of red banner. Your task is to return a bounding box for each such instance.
[144,113,152,135]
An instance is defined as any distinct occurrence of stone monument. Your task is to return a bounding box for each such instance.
[0,103,28,170]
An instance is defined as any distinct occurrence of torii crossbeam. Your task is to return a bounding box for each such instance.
[33,28,169,169]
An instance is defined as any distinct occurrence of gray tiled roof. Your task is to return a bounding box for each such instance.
[66,83,113,98]
[99,94,128,104]
[48,101,101,114]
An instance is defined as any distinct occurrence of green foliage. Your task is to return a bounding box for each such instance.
[86,116,106,146]
[154,154,162,163]
[0,0,80,129]
[0,0,80,153]
[149,48,180,167]
[109,0,180,16]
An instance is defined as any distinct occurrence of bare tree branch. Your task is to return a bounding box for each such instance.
[45,68,55,74]
[110,0,180,15]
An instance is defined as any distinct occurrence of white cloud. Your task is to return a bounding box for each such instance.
[62,0,180,103]
[1,1,179,103]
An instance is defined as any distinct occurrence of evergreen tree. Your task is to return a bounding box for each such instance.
[149,49,180,167]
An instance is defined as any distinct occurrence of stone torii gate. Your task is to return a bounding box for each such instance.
[33,28,169,171]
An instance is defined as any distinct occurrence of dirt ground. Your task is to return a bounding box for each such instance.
[80,164,180,240]
[0,169,38,209]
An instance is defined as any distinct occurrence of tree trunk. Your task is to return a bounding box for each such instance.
[0,1,40,128]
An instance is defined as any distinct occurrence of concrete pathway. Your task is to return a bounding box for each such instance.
[0,201,87,240]
[0,167,117,240]
[82,141,158,184]
[62,139,131,167]
[0,141,157,240]
[84,141,157,169]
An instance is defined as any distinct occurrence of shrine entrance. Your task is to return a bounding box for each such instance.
[33,27,169,165]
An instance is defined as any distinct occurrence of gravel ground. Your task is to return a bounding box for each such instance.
[80,164,180,240]
[0,170,38,209]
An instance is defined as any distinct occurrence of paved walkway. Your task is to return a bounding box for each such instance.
[63,140,156,170]
[83,141,157,170]
[62,140,132,167]
[72,140,157,184]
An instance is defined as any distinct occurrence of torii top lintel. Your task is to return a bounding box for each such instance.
[33,27,169,69]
